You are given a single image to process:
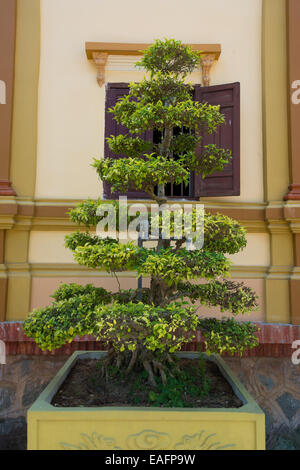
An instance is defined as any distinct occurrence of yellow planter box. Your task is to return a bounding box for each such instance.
[27,351,265,450]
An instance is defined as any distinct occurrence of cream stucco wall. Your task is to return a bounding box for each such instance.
[28,230,269,267]
[28,231,75,264]
[35,0,263,202]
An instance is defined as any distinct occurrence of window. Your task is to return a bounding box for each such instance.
[104,82,240,199]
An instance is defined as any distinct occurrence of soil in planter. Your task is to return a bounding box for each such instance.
[52,357,243,409]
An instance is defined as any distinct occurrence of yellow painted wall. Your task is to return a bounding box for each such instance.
[36,0,263,203]
[28,231,75,264]
[228,233,270,267]
[10,0,40,196]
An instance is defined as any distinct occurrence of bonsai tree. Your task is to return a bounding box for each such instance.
[24,39,259,388]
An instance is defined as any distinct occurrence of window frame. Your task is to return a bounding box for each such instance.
[104,82,240,200]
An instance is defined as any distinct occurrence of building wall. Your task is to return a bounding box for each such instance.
[36,0,263,202]
[0,0,294,325]
[1,2,300,451]
[32,0,267,320]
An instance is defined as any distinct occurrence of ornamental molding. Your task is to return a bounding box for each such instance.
[91,52,108,87]
[60,429,234,451]
[85,42,221,87]
[0,197,269,232]
[199,54,216,86]
[267,220,291,235]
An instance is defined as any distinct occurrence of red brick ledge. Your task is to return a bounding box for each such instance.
[0,321,299,357]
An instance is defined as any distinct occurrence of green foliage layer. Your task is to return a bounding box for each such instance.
[24,39,259,387]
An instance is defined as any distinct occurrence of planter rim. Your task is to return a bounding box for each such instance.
[29,350,264,415]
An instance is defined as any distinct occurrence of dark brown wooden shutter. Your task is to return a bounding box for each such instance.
[104,83,152,199]
[193,82,240,197]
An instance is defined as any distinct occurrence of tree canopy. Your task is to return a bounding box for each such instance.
[24,39,259,386]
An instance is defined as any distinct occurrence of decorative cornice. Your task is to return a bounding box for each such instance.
[27,263,267,279]
[0,198,269,232]
[4,198,300,235]
[267,220,291,234]
[0,214,15,230]
[85,42,222,60]
[288,221,300,234]
[85,42,221,87]
[267,265,292,280]
[265,203,285,221]
[230,265,268,279]
[239,220,267,233]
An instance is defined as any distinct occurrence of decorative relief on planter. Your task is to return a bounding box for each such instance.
[60,433,121,450]
[126,430,170,450]
[60,429,234,450]
[174,431,235,450]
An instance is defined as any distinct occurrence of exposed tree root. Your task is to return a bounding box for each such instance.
[166,353,181,373]
[142,359,157,388]
[116,354,123,370]
[152,359,168,385]
[99,348,181,388]
[126,349,138,374]
[100,348,116,379]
